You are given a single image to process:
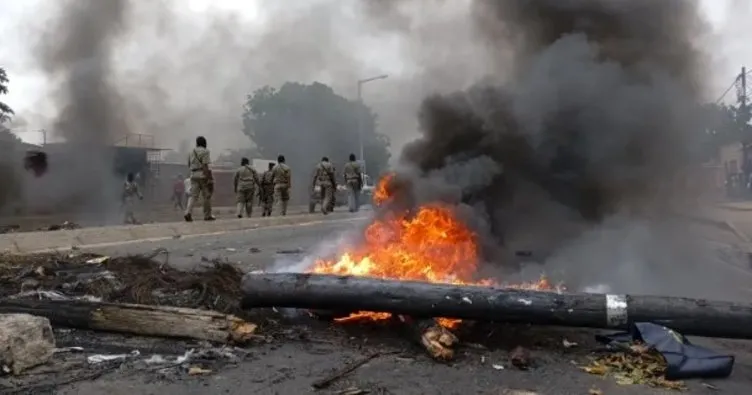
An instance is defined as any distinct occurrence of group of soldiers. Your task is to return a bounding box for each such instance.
[312,154,364,215]
[178,135,364,223]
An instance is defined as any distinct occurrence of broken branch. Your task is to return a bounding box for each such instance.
[0,299,256,344]
[312,351,400,390]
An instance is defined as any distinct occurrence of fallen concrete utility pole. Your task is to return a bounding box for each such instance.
[242,273,752,339]
[0,299,257,343]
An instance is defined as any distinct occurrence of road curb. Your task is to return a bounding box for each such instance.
[0,213,355,254]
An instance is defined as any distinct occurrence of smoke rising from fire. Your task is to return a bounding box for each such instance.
[372,0,724,295]
[28,0,131,215]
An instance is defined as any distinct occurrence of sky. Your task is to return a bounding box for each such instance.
[0,0,749,149]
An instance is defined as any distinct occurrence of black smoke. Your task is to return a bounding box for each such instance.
[29,0,131,215]
[386,0,710,266]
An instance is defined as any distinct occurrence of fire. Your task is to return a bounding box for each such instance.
[310,173,557,329]
[371,172,394,206]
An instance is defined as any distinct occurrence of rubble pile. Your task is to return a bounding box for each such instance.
[0,250,244,313]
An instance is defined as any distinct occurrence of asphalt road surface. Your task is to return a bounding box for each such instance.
[22,212,752,394]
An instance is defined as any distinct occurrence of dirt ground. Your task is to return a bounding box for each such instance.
[6,315,751,395]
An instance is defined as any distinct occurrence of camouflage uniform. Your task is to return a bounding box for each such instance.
[343,161,362,212]
[259,169,275,216]
[234,164,259,218]
[272,163,292,216]
[313,161,336,215]
[122,180,143,224]
[185,146,213,220]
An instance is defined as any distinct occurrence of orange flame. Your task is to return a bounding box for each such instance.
[310,173,557,329]
[372,172,394,206]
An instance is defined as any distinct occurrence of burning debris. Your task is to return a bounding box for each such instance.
[295,175,561,359]
[309,175,560,330]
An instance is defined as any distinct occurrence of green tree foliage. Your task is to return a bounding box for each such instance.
[0,67,14,124]
[242,82,391,200]
[0,67,21,212]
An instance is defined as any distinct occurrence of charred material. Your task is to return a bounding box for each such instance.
[241,273,752,339]
[400,316,458,361]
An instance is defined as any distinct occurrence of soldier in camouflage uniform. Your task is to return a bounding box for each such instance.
[272,155,292,216]
[312,157,336,215]
[343,153,362,212]
[259,162,275,217]
[234,157,260,218]
[122,172,143,224]
[184,136,215,222]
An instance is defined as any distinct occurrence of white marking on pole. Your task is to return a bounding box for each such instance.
[605,294,628,327]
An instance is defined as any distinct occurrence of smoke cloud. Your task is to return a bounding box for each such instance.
[373,0,723,295]
[27,0,131,215]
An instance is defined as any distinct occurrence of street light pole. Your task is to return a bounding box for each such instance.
[357,74,388,176]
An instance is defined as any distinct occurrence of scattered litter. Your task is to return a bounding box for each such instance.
[510,346,531,370]
[144,349,195,365]
[85,256,109,265]
[249,247,261,253]
[43,221,81,231]
[585,322,734,390]
[87,350,140,364]
[188,366,212,375]
[225,248,237,252]
[702,382,720,391]
[54,347,84,353]
[581,348,686,390]
[492,364,505,370]
[562,339,578,348]
[335,387,369,395]
[588,388,604,395]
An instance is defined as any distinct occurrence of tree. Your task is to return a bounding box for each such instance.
[242,82,391,201]
[699,102,752,160]
[0,67,13,124]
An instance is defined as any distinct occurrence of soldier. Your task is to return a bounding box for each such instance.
[122,172,143,224]
[272,155,292,216]
[259,162,275,216]
[343,153,363,212]
[312,156,336,215]
[184,136,215,222]
[234,157,260,218]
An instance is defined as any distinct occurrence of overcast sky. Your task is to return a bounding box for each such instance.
[0,0,749,148]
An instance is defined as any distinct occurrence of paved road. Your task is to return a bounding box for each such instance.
[0,204,317,233]
[36,211,752,394]
[84,214,369,272]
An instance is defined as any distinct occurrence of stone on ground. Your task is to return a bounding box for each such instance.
[0,314,56,375]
